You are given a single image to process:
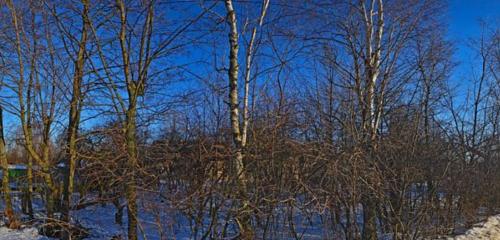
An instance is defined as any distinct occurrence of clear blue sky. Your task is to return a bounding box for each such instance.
[447,0,499,95]
[2,1,499,135]
[448,0,499,40]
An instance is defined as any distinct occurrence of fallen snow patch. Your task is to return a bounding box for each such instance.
[451,215,500,240]
[0,227,47,240]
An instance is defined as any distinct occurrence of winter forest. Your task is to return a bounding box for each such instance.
[0,0,499,239]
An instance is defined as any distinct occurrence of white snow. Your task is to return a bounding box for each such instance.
[1,192,499,239]
[1,214,500,240]
[450,215,500,240]
[0,227,47,240]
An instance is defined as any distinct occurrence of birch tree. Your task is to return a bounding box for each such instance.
[223,0,269,237]
[309,0,447,238]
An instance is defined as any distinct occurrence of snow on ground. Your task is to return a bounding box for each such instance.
[1,213,500,239]
[1,192,500,239]
[0,227,48,240]
[450,215,500,240]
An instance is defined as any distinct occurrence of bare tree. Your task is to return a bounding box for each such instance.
[59,0,89,222]
[223,0,269,237]
[6,0,61,218]
[0,103,19,228]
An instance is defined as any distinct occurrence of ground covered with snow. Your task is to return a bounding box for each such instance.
[3,214,500,240]
[0,227,48,240]
[1,192,500,239]
[449,215,500,240]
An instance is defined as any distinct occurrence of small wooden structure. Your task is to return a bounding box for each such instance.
[0,164,40,190]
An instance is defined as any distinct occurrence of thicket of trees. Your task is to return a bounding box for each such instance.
[0,0,498,239]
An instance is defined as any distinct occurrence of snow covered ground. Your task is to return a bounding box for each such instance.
[0,227,48,240]
[449,215,500,240]
[2,214,500,239]
[1,192,499,239]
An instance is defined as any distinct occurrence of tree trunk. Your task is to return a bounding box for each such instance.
[26,155,34,218]
[63,0,88,222]
[362,197,378,240]
[7,0,58,219]
[0,107,19,228]
[125,103,138,240]
[224,0,253,237]
[114,0,152,238]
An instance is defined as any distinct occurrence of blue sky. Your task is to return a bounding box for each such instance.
[447,0,499,95]
[448,0,499,41]
[2,1,499,136]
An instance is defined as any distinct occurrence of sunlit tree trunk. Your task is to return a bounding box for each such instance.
[224,0,252,237]
[7,0,58,218]
[62,0,89,222]
[223,0,269,238]
[26,154,34,218]
[358,1,384,239]
[115,0,151,238]
[0,106,19,228]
